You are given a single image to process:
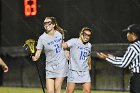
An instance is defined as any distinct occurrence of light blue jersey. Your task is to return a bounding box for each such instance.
[66,38,91,71]
[36,31,68,78]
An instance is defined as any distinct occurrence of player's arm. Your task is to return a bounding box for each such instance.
[32,50,42,61]
[0,58,8,72]
[62,41,68,49]
[88,55,92,70]
[62,41,70,60]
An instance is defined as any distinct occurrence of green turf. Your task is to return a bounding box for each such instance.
[0,87,129,93]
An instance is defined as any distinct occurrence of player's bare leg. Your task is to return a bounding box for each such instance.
[81,82,91,93]
[66,82,76,93]
[46,78,55,93]
[54,77,64,93]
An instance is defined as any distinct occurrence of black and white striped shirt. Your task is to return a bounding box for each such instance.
[106,40,140,73]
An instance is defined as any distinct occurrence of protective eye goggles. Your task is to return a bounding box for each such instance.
[43,21,52,26]
[82,32,91,37]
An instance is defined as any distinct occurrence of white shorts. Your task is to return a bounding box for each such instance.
[67,69,91,83]
[46,62,68,78]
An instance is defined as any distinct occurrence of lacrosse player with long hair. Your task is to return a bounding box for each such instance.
[62,27,92,93]
[32,17,68,93]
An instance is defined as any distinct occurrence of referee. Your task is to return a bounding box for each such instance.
[97,24,140,93]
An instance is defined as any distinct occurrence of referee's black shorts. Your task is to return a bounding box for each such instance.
[130,73,140,93]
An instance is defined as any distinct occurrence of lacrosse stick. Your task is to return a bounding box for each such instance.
[23,39,45,93]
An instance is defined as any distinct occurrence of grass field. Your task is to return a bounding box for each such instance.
[0,87,129,93]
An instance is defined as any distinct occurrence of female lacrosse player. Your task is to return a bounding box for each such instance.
[62,27,92,93]
[32,17,68,93]
[0,57,8,72]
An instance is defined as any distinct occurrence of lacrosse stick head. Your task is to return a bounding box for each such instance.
[24,39,36,54]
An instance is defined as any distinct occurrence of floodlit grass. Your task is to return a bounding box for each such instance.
[0,87,129,93]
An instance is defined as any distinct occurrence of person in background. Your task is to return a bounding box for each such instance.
[0,57,8,72]
[97,24,140,93]
[32,17,68,93]
[62,27,92,93]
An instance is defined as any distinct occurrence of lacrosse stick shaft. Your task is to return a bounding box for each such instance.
[23,39,45,92]
[35,62,45,93]
[24,39,45,93]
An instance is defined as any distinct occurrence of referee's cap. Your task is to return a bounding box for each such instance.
[122,24,140,33]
